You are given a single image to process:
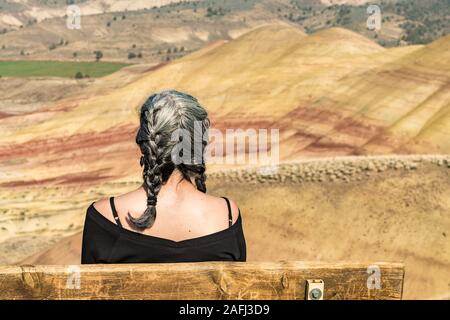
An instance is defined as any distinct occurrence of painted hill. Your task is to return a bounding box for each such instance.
[289,27,385,56]
[0,25,449,293]
[4,24,448,159]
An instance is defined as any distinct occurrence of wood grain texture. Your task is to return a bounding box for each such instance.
[0,261,404,300]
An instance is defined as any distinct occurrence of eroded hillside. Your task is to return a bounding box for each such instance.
[1,25,449,189]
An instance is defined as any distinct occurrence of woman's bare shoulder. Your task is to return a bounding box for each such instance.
[201,193,240,224]
[91,197,115,222]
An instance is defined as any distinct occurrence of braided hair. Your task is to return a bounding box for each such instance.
[128,90,210,229]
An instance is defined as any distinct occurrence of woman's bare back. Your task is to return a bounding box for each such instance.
[93,172,239,242]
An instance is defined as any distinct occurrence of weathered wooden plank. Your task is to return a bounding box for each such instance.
[0,261,404,300]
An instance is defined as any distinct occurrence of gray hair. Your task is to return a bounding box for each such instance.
[129,90,210,229]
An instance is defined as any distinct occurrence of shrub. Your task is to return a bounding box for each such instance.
[94,50,103,61]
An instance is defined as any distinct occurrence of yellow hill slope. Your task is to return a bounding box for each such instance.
[289,27,385,57]
[318,34,450,155]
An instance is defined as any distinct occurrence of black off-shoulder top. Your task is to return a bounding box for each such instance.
[81,197,246,264]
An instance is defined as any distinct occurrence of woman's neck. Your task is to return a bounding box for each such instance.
[139,169,197,203]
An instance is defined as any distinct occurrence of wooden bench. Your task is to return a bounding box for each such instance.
[0,261,404,300]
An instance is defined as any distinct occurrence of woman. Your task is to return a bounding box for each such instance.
[81,90,246,263]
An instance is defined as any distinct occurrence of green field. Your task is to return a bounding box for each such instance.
[0,61,130,78]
